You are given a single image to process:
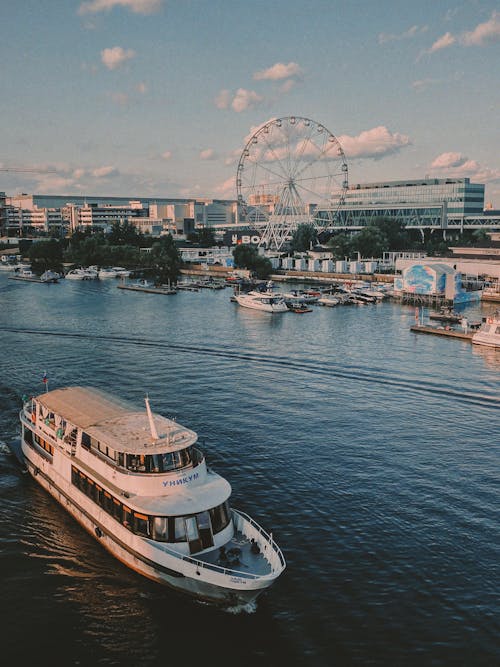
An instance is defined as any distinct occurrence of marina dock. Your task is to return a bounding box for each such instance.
[117,284,176,295]
[410,325,474,341]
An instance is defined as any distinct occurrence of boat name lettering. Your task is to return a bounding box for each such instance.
[229,576,246,584]
[162,472,199,487]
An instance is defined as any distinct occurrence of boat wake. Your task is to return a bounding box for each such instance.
[0,326,498,409]
[223,599,258,615]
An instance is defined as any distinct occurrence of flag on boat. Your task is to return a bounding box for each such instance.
[42,371,48,384]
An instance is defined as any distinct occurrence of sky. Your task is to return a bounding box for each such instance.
[1,0,499,206]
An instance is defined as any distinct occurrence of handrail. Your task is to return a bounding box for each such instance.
[232,508,286,568]
[22,403,204,477]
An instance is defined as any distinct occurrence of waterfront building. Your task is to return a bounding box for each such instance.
[327,178,491,232]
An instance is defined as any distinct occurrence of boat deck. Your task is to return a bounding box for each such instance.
[196,530,273,578]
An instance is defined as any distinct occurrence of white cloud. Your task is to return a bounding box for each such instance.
[72,168,87,179]
[200,148,216,161]
[224,148,243,166]
[279,78,296,94]
[136,82,147,94]
[337,126,411,159]
[101,46,136,70]
[214,177,236,197]
[378,24,427,44]
[107,91,129,105]
[161,150,172,160]
[430,152,500,182]
[429,32,456,53]
[253,62,303,81]
[92,165,118,178]
[214,89,231,110]
[79,0,161,15]
[231,88,264,113]
[412,78,440,91]
[461,11,500,46]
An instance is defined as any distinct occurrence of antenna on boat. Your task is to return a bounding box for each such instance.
[145,394,159,441]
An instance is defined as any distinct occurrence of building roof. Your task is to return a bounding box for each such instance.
[36,386,197,453]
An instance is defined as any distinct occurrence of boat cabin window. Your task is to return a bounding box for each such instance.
[70,465,231,545]
[123,447,194,473]
[81,432,91,450]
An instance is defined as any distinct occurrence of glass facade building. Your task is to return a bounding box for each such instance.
[323,178,488,230]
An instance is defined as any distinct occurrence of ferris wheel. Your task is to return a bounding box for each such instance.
[236,116,348,250]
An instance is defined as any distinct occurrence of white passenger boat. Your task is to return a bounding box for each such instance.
[18,387,285,606]
[472,311,500,349]
[40,270,61,283]
[234,290,288,313]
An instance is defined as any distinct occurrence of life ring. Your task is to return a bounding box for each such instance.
[487,317,493,324]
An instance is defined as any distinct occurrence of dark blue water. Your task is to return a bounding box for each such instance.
[0,273,499,666]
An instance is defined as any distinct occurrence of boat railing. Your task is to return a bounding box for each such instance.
[152,509,285,581]
[231,508,286,571]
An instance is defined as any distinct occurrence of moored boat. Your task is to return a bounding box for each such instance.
[18,386,285,606]
[234,290,288,313]
[471,311,500,349]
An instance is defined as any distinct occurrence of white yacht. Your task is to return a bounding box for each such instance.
[65,268,98,280]
[234,291,288,313]
[18,387,285,606]
[99,267,131,279]
[472,311,500,349]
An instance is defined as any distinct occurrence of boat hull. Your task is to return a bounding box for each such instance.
[19,436,279,607]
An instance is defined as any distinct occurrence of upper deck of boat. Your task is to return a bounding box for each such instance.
[35,386,197,453]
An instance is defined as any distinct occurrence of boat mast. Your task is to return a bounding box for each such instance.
[145,395,159,441]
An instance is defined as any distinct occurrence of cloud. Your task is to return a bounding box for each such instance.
[231,88,264,113]
[253,62,303,81]
[79,0,162,15]
[136,82,147,94]
[430,152,500,182]
[200,148,216,161]
[101,46,136,70]
[411,78,440,91]
[279,79,296,94]
[378,24,427,44]
[161,150,172,160]
[214,177,236,197]
[337,126,411,159]
[461,11,500,46]
[214,89,231,110]
[429,31,456,53]
[107,91,129,105]
[92,165,118,178]
[419,12,499,59]
[224,148,243,166]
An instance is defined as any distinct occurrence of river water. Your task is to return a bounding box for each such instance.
[0,273,498,666]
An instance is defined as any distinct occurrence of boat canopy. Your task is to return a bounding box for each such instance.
[35,386,197,453]
[137,470,232,515]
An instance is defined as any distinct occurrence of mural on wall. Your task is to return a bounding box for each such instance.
[403,265,437,295]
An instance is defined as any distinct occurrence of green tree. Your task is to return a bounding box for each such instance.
[327,232,354,260]
[107,221,144,246]
[28,239,63,273]
[351,225,388,258]
[290,223,318,252]
[147,235,182,285]
[232,244,272,279]
[190,227,217,247]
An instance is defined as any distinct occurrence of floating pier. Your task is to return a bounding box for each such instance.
[410,325,474,341]
[117,284,177,295]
